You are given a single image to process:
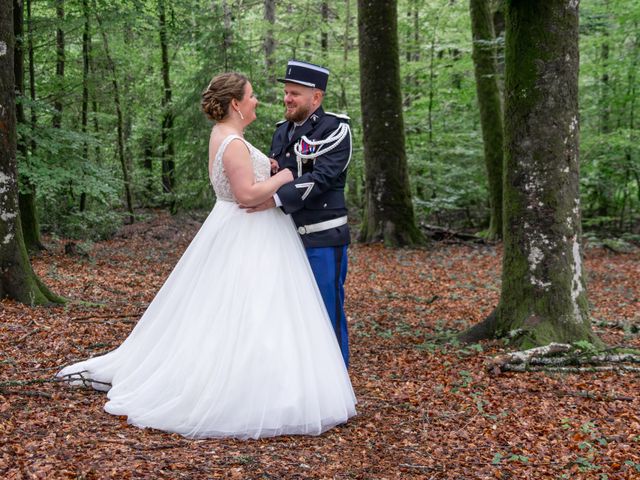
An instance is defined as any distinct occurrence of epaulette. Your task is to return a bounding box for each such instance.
[276,119,287,126]
[324,111,350,121]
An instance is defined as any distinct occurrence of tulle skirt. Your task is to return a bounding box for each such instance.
[57,200,356,439]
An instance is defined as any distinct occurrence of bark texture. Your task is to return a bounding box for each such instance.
[14,0,42,251]
[0,0,62,304]
[357,0,423,246]
[52,0,64,129]
[158,0,175,199]
[79,0,90,212]
[222,0,232,70]
[263,0,276,100]
[469,0,503,240]
[462,0,598,347]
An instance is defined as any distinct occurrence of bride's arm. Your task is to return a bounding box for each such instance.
[223,140,293,207]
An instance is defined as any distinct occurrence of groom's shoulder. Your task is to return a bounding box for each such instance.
[323,111,350,122]
[318,111,349,131]
[273,120,288,138]
[315,111,350,132]
[315,112,350,139]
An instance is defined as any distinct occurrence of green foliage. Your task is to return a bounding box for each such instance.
[16,0,640,240]
[580,1,640,235]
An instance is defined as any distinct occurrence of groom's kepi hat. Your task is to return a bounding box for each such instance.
[278,60,329,91]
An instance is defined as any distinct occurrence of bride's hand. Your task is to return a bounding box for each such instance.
[243,197,276,213]
[274,168,293,184]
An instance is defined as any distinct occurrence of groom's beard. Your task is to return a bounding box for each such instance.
[284,104,311,123]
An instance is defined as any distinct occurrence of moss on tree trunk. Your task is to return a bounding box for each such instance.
[1,1,63,305]
[470,0,504,240]
[461,0,599,348]
[14,0,43,252]
[18,189,42,251]
[357,0,424,246]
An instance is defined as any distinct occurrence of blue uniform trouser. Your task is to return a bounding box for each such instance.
[305,245,349,367]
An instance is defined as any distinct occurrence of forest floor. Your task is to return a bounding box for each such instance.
[1,210,639,479]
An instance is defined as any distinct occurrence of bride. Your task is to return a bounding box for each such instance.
[57,72,357,439]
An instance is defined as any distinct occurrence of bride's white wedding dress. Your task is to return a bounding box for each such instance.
[57,134,357,439]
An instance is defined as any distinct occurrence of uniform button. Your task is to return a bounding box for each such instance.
[286,153,290,157]
[323,203,327,208]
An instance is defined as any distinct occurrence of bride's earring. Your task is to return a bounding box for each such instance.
[236,109,245,120]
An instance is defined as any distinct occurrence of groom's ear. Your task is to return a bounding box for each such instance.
[312,89,324,105]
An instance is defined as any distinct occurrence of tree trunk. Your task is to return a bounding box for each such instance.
[27,0,35,151]
[599,0,610,135]
[79,0,90,213]
[91,51,100,162]
[320,1,328,55]
[621,25,638,231]
[52,0,64,129]
[469,0,503,240]
[263,0,276,101]
[141,135,154,202]
[343,0,361,209]
[357,0,424,246]
[403,0,420,107]
[222,0,232,70]
[123,21,134,175]
[0,0,62,304]
[13,0,42,251]
[491,0,505,89]
[94,5,134,224]
[594,3,612,220]
[426,9,441,172]
[461,0,599,348]
[158,0,175,204]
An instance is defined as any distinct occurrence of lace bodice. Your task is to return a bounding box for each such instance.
[210,135,271,202]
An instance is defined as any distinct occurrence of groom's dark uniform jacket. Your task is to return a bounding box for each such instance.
[270,106,352,248]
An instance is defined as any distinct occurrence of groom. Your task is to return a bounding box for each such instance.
[252,60,352,367]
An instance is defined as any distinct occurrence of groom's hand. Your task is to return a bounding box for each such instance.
[270,159,279,174]
[243,197,276,213]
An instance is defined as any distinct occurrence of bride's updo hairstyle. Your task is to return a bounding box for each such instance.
[201,72,248,122]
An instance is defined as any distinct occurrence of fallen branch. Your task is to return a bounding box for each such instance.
[369,289,439,305]
[488,343,640,374]
[500,364,640,374]
[594,320,639,333]
[95,438,198,451]
[515,352,640,366]
[0,378,63,388]
[557,390,634,402]
[73,317,136,325]
[488,343,572,371]
[58,371,112,389]
[15,328,40,344]
[29,317,50,330]
[399,463,435,472]
[71,312,142,322]
[0,388,52,398]
[420,224,486,243]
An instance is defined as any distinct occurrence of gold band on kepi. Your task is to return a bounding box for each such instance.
[278,60,330,91]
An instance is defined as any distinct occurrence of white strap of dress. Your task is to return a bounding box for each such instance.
[216,135,246,161]
[210,134,249,179]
